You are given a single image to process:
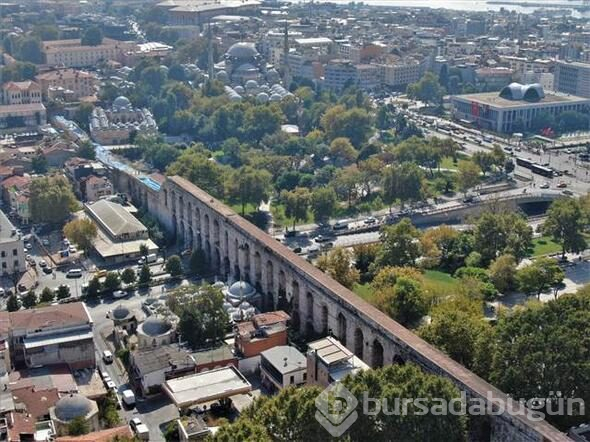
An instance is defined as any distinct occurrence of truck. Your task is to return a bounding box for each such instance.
[138,253,157,265]
[122,389,136,407]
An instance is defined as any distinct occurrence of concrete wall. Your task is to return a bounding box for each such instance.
[115,172,570,442]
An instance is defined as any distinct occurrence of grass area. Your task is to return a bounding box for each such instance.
[530,236,562,257]
[229,202,259,216]
[439,153,469,171]
[353,283,375,303]
[423,270,460,290]
[270,203,314,230]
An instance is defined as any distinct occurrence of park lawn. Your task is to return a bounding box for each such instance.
[229,202,259,217]
[439,152,469,170]
[423,270,459,290]
[353,283,375,303]
[530,236,562,257]
[270,203,314,230]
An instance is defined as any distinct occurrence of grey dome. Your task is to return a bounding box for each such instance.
[270,93,282,102]
[226,42,259,60]
[54,394,93,421]
[113,96,131,111]
[256,92,269,104]
[112,305,130,320]
[245,79,258,89]
[234,85,245,94]
[216,70,229,83]
[140,316,172,336]
[228,281,255,299]
[266,69,280,84]
[499,83,545,101]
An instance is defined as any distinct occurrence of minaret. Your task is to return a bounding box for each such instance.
[207,21,214,81]
[283,20,291,87]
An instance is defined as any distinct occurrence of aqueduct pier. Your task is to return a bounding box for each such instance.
[113,170,571,442]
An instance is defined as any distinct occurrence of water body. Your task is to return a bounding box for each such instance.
[313,0,589,16]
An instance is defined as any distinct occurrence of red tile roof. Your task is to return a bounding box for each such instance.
[11,386,59,419]
[9,302,91,332]
[56,425,133,442]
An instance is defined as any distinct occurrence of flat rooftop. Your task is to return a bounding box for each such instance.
[85,199,147,238]
[163,366,251,408]
[454,91,590,108]
[261,345,306,375]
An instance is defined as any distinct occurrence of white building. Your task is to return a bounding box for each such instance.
[42,38,132,68]
[260,345,306,391]
[0,209,25,276]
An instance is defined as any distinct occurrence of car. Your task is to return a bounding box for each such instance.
[292,247,302,254]
[42,266,53,274]
[68,246,77,254]
[562,189,574,196]
[63,238,70,246]
[129,418,142,432]
[539,182,550,189]
[66,268,82,278]
[106,380,116,390]
[25,243,32,250]
[364,216,377,225]
[100,371,110,380]
[103,350,114,364]
[29,260,36,267]
[557,182,567,188]
[0,288,4,297]
[38,259,47,268]
[113,290,127,299]
[41,239,49,246]
[566,148,572,154]
[18,284,27,293]
[314,235,332,243]
[25,254,31,261]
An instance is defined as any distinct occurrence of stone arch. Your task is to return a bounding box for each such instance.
[163,189,168,207]
[277,269,287,311]
[291,280,300,330]
[187,225,194,249]
[171,214,178,238]
[234,238,240,279]
[242,244,251,283]
[253,251,262,290]
[354,328,364,360]
[266,260,274,309]
[178,220,185,247]
[213,219,220,244]
[178,194,184,218]
[337,312,347,346]
[372,339,384,368]
[321,304,328,336]
[306,292,314,338]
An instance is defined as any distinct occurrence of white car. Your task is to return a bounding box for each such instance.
[539,182,550,189]
[113,290,127,299]
[106,380,117,390]
[0,288,4,296]
[38,260,47,268]
[364,216,377,224]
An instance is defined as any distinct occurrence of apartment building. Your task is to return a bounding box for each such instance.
[0,209,25,276]
[1,82,42,105]
[35,68,98,101]
[554,60,590,98]
[42,38,132,68]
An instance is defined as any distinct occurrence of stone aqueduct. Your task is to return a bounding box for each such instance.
[114,170,570,442]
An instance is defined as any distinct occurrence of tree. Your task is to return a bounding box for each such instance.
[100,391,121,428]
[225,166,272,215]
[316,247,360,289]
[542,198,587,258]
[68,416,89,436]
[472,151,494,176]
[189,249,208,275]
[373,219,422,269]
[63,219,97,254]
[379,276,427,326]
[21,290,37,309]
[40,287,55,303]
[176,285,228,349]
[488,254,517,293]
[6,294,20,312]
[14,36,43,64]
[139,243,149,261]
[121,268,136,285]
[86,277,101,298]
[382,162,425,208]
[166,255,183,277]
[104,272,121,292]
[329,137,357,166]
[353,243,379,283]
[310,187,337,224]
[321,105,373,147]
[406,72,446,106]
[488,289,590,430]
[167,148,227,199]
[456,160,481,196]
[420,225,459,269]
[57,285,71,299]
[32,154,48,174]
[281,187,310,231]
[81,26,103,46]
[138,264,151,285]
[77,140,96,160]
[517,257,564,299]
[29,176,78,224]
[473,212,533,264]
[74,103,94,131]
[243,105,283,144]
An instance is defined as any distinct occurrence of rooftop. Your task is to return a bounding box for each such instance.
[85,199,147,238]
[454,90,590,108]
[10,302,91,332]
[0,209,20,244]
[261,345,306,375]
[163,366,251,408]
[132,345,194,374]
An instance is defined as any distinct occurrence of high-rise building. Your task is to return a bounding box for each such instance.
[554,60,590,98]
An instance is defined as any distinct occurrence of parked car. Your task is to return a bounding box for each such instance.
[0,288,5,297]
[557,182,567,188]
[364,216,377,225]
[38,260,47,268]
[539,182,550,189]
[113,290,127,299]
[42,266,53,274]
[102,350,113,364]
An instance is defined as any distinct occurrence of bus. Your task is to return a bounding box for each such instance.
[516,157,534,169]
[531,164,554,178]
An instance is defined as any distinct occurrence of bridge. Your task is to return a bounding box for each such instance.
[112,169,570,442]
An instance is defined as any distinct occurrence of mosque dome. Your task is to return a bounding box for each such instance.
[227,281,256,300]
[226,42,259,60]
[54,394,93,422]
[112,96,132,111]
[139,316,172,337]
[111,305,131,320]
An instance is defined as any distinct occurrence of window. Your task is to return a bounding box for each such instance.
[303,373,307,381]
[1,251,5,258]
[12,249,17,256]
[290,375,295,384]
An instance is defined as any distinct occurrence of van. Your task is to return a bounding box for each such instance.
[66,268,82,278]
[102,350,113,364]
[122,389,136,407]
[333,220,349,231]
[138,253,157,265]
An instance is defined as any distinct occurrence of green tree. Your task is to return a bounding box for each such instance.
[68,416,89,436]
[57,285,71,300]
[472,151,495,176]
[86,276,101,298]
[165,255,183,277]
[316,247,360,289]
[473,212,532,264]
[167,148,226,199]
[21,290,37,309]
[321,105,373,147]
[121,268,136,285]
[488,254,517,293]
[176,285,228,349]
[329,137,357,166]
[15,36,43,64]
[73,103,94,131]
[138,264,151,285]
[100,391,121,428]
[77,140,96,160]
[81,26,103,46]
[352,243,379,283]
[40,287,55,303]
[225,166,272,215]
[189,249,208,275]
[32,154,48,174]
[382,162,425,208]
[104,272,121,292]
[29,175,78,224]
[542,198,587,258]
[310,187,337,224]
[381,276,428,326]
[281,187,310,231]
[139,243,149,261]
[488,289,590,430]
[373,218,422,269]
[63,218,97,254]
[456,160,481,196]
[406,72,446,106]
[6,294,20,311]
[517,257,564,299]
[243,105,283,144]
